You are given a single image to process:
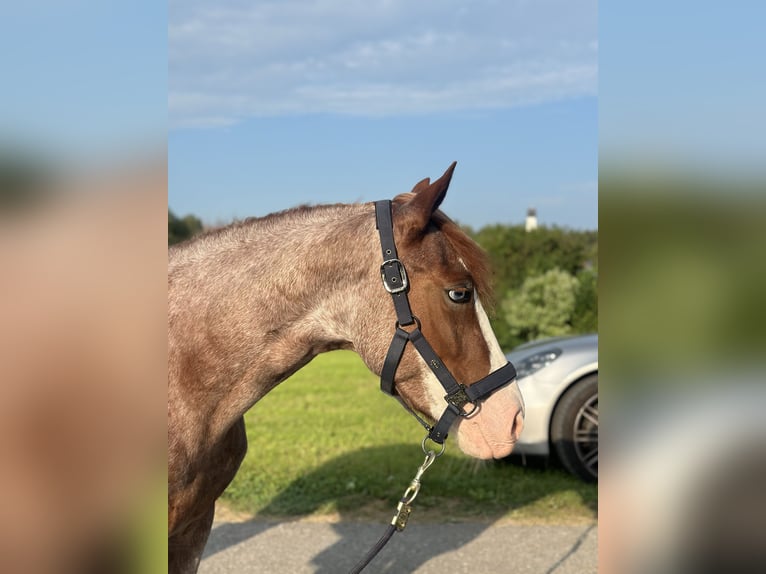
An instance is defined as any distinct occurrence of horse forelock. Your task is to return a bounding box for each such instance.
[439,217,494,312]
[391,193,494,313]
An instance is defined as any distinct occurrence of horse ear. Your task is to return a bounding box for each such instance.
[399,162,457,235]
[410,177,431,194]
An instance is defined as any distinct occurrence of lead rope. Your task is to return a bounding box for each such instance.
[348,448,441,574]
[349,200,517,572]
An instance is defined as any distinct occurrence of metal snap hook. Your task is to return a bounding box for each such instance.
[401,450,438,505]
[421,435,446,457]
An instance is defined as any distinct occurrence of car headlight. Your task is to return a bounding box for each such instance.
[514,348,562,378]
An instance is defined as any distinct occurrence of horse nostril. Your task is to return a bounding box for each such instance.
[511,411,524,442]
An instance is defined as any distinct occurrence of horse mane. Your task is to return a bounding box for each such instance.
[170,203,358,250]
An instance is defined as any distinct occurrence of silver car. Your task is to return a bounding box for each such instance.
[506,333,598,481]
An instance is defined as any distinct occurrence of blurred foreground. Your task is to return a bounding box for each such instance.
[600,172,766,574]
[0,157,167,573]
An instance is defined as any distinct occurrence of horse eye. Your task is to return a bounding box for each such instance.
[447,289,472,303]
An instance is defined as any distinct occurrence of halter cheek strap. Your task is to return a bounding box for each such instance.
[374,200,517,445]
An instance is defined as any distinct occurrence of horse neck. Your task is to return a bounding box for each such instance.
[168,204,381,422]
[244,205,379,348]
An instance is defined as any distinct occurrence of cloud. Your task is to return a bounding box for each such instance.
[170,0,597,128]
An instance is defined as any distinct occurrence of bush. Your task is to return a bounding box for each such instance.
[503,268,580,343]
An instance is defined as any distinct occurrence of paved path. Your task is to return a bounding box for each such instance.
[200,519,597,573]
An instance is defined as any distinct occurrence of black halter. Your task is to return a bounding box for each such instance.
[374,200,517,447]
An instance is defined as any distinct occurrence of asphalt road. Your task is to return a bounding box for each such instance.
[200,519,597,573]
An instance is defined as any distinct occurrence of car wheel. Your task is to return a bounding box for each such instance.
[550,374,598,482]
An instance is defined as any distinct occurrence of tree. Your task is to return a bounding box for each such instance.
[168,210,204,245]
[470,224,595,295]
[572,269,598,333]
[503,268,580,344]
[465,223,597,349]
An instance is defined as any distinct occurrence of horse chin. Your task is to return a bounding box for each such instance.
[454,423,517,460]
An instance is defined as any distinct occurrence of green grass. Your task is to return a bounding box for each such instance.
[222,351,596,524]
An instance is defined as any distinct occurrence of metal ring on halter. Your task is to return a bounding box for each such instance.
[460,402,480,417]
[395,316,421,331]
[421,435,446,457]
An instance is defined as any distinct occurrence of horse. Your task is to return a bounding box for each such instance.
[168,163,525,573]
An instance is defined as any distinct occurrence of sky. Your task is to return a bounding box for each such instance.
[168,0,598,230]
[599,1,766,174]
[2,0,762,220]
[1,1,166,162]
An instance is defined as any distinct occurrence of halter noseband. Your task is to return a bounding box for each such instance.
[374,200,517,448]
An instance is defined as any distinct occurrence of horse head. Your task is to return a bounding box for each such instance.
[358,163,525,459]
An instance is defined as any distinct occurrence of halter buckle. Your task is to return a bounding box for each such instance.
[445,385,470,409]
[445,385,479,417]
[380,259,409,294]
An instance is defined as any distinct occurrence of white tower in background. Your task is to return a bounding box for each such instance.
[525,207,538,232]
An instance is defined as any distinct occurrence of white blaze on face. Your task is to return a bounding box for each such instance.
[414,267,525,458]
[474,297,525,416]
[418,293,526,448]
[447,294,525,459]
[475,297,510,372]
